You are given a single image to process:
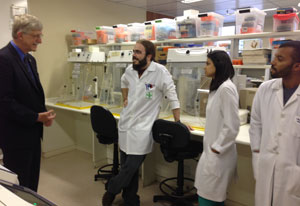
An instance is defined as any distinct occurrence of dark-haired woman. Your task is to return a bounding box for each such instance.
[194,50,240,206]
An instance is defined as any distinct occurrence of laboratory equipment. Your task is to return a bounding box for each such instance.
[198,12,224,37]
[175,15,200,38]
[113,24,128,43]
[144,21,156,40]
[127,23,144,42]
[95,26,115,44]
[235,8,266,34]
[0,179,57,206]
[165,47,224,129]
[273,13,299,32]
[154,18,177,41]
[55,47,106,109]
[102,50,133,114]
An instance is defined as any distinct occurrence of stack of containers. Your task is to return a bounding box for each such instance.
[235,8,266,34]
[155,18,177,41]
[71,30,85,45]
[197,12,224,36]
[175,15,200,38]
[144,21,156,40]
[273,7,299,32]
[113,24,128,43]
[95,26,115,44]
[127,23,145,42]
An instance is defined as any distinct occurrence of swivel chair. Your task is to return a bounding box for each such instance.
[152,119,203,206]
[90,105,119,187]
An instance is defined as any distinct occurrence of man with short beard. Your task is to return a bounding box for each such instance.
[249,41,300,206]
[102,39,180,206]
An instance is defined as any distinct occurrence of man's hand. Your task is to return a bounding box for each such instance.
[211,147,220,154]
[38,110,56,126]
[123,99,128,107]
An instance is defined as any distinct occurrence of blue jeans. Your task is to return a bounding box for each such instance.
[107,150,146,206]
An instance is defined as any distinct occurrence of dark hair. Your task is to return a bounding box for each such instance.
[279,40,300,63]
[207,50,235,92]
[136,39,156,61]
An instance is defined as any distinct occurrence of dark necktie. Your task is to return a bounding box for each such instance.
[24,55,36,86]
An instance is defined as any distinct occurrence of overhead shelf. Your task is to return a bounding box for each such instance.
[70,30,300,47]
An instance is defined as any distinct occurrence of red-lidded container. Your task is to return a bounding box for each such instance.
[273,13,299,32]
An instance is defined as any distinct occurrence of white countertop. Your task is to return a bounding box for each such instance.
[46,99,250,145]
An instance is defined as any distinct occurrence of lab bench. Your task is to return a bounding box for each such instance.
[44,99,255,206]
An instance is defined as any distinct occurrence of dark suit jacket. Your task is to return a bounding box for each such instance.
[0,42,46,150]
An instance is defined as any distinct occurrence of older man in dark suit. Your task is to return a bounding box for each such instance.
[0,14,56,192]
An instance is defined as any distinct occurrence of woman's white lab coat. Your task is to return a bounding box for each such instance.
[250,79,300,206]
[118,61,179,155]
[194,79,240,202]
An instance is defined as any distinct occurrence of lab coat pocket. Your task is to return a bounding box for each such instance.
[135,116,152,131]
[287,166,300,198]
[203,151,221,177]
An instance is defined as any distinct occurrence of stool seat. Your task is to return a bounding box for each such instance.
[90,106,119,187]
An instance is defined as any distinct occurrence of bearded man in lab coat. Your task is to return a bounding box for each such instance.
[102,39,180,206]
[249,40,300,206]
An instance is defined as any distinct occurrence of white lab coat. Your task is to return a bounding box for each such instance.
[249,79,300,206]
[194,79,240,202]
[118,61,180,155]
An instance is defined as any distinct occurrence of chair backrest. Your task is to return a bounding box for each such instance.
[152,119,190,149]
[90,105,118,144]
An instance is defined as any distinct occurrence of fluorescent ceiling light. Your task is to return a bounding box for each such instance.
[181,0,203,4]
[262,8,277,12]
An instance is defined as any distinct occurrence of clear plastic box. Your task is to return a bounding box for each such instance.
[235,8,266,34]
[71,30,85,45]
[113,24,128,43]
[155,18,177,41]
[175,15,200,38]
[95,26,115,44]
[144,21,155,40]
[197,12,224,36]
[127,23,144,42]
[273,13,299,32]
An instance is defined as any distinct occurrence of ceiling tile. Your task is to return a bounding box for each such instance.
[117,0,180,8]
[106,0,127,2]
[147,2,191,11]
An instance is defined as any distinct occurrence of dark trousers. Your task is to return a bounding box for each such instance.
[2,140,41,192]
[107,150,146,206]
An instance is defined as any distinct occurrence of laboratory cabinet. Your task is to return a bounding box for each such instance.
[43,30,300,206]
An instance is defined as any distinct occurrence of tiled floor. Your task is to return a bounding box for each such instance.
[38,150,183,206]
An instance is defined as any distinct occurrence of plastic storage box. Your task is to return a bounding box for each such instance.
[175,15,200,38]
[235,8,266,34]
[155,18,177,41]
[113,24,128,43]
[127,23,144,42]
[95,26,115,44]
[273,13,299,32]
[197,12,224,36]
[144,21,155,40]
[71,30,85,45]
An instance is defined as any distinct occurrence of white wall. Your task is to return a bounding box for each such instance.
[27,0,146,98]
[0,0,27,48]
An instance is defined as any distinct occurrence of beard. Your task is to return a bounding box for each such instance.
[132,56,147,72]
[270,64,293,78]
